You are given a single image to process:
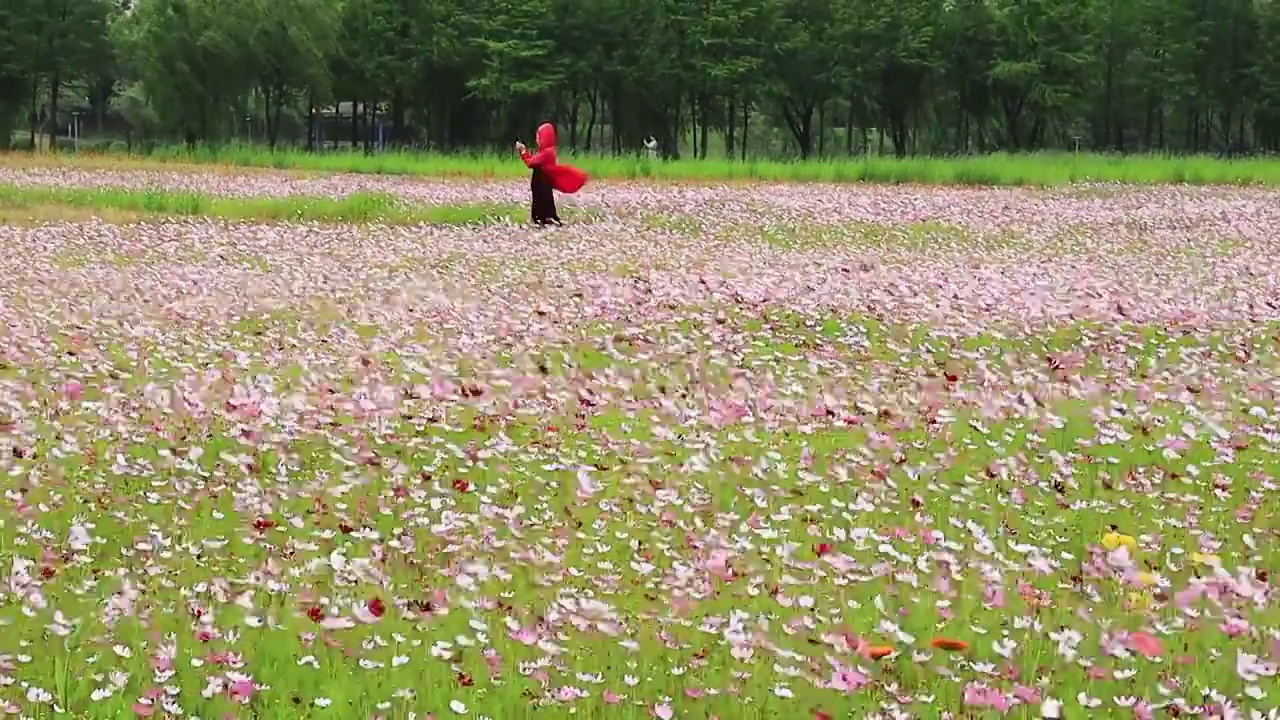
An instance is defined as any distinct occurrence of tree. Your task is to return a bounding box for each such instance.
[6,0,1280,156]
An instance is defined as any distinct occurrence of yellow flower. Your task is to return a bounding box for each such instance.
[1102,532,1137,552]
[1191,552,1220,567]
[1135,572,1156,587]
[1125,592,1151,610]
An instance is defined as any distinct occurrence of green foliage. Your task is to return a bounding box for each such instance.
[7,0,1280,156]
[0,184,532,225]
[48,145,1280,187]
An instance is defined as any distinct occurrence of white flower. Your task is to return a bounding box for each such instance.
[450,699,468,714]
[314,697,331,707]
[25,686,52,704]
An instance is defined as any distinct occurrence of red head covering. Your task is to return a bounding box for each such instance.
[520,122,588,194]
[536,123,556,149]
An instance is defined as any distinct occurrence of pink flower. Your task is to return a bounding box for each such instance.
[429,375,454,400]
[706,550,733,580]
[653,702,674,720]
[829,666,870,692]
[1012,685,1040,704]
[554,686,586,702]
[1175,584,1207,609]
[483,649,502,673]
[602,691,622,705]
[575,469,599,500]
[227,677,255,704]
[1219,617,1250,637]
[1126,631,1164,659]
[509,626,538,645]
[962,683,1011,711]
[131,702,155,718]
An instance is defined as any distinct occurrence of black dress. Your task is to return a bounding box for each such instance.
[530,167,562,226]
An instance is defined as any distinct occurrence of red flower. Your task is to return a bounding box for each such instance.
[367,597,386,619]
[931,637,970,652]
[457,671,474,687]
[813,543,833,557]
[306,605,324,623]
[338,522,354,534]
[252,517,274,531]
[452,479,471,493]
[39,565,55,579]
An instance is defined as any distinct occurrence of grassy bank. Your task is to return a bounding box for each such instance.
[0,184,527,225]
[7,145,1280,186]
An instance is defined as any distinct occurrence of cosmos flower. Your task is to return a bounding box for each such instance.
[0,166,1274,717]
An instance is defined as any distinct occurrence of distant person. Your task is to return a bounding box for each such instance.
[643,136,659,159]
[515,122,588,227]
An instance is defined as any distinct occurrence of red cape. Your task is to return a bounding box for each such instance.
[545,164,588,194]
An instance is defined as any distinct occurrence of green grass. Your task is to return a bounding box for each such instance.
[10,144,1280,186]
[0,184,528,225]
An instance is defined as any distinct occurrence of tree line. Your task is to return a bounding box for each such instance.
[2,0,1280,159]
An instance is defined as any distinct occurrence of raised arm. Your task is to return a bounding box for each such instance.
[520,146,556,168]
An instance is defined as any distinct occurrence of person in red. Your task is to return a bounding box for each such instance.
[515,122,588,227]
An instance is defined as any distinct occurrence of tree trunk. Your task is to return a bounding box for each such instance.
[1143,95,1154,150]
[845,97,854,156]
[269,82,285,150]
[584,87,598,150]
[263,85,276,151]
[391,88,406,147]
[350,100,359,150]
[817,101,826,157]
[46,68,61,151]
[725,96,736,158]
[610,87,623,155]
[781,99,814,159]
[568,90,580,150]
[690,95,698,159]
[363,101,372,155]
[27,73,39,151]
[698,95,709,160]
[741,101,749,161]
[306,91,317,152]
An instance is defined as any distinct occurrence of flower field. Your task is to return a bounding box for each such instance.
[0,167,1277,719]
